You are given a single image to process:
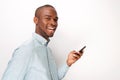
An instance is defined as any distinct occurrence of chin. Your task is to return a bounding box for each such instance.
[49,35,54,37]
[49,34,54,37]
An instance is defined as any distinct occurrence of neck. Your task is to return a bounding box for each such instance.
[35,32,49,42]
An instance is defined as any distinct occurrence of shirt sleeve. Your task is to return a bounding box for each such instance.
[58,62,69,80]
[2,47,31,80]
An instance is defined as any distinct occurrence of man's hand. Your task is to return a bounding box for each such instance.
[66,50,84,67]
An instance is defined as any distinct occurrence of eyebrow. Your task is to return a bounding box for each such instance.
[44,15,58,19]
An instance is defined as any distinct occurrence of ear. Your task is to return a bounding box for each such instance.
[33,17,38,24]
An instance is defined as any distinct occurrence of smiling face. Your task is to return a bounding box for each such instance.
[34,6,58,40]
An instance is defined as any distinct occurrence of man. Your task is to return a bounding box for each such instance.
[2,4,84,80]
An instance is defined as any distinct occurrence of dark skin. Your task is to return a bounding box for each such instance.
[34,7,58,41]
[33,6,84,67]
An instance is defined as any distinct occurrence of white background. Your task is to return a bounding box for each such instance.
[0,0,120,80]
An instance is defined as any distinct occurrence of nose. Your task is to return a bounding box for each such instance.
[51,19,57,27]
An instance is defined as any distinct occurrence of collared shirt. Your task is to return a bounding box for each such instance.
[2,33,69,80]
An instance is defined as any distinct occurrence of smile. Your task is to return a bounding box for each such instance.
[47,27,56,30]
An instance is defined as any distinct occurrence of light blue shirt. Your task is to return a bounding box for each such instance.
[2,33,69,80]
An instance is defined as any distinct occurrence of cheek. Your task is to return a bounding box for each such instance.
[39,25,46,32]
[41,21,48,28]
[38,21,47,28]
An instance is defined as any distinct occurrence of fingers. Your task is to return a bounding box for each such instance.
[67,50,84,66]
[73,54,80,60]
[72,51,82,60]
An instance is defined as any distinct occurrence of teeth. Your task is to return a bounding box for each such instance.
[48,27,55,30]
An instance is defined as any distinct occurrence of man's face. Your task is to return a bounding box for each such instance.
[35,7,58,40]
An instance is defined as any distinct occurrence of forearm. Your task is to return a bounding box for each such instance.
[58,62,69,80]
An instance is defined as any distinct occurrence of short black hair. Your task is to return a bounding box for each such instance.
[35,4,55,17]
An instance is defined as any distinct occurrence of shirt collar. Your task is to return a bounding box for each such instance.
[32,33,50,46]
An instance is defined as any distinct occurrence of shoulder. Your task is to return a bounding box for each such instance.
[12,38,35,58]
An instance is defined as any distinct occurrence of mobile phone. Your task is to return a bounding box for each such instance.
[79,46,86,53]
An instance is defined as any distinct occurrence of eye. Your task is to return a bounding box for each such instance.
[45,17,51,20]
[54,18,58,22]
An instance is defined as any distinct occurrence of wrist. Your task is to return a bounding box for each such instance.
[66,60,72,67]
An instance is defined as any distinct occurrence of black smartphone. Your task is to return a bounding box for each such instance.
[79,46,86,53]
